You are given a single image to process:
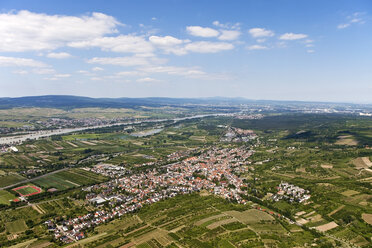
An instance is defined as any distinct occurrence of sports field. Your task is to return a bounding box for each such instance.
[12,185,42,196]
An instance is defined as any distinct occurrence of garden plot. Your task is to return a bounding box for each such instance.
[315,221,338,232]
[224,209,274,224]
[362,213,372,225]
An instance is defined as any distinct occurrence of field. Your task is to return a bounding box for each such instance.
[0,174,25,188]
[335,135,358,146]
[362,213,372,225]
[315,221,339,232]
[12,185,41,197]
[224,209,275,224]
[5,219,28,233]
[62,193,322,248]
[0,113,372,247]
[0,190,16,205]
[33,169,107,190]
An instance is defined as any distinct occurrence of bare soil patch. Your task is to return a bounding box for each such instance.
[80,140,96,146]
[328,205,345,217]
[362,213,372,225]
[341,190,360,197]
[315,221,338,232]
[65,141,78,147]
[353,157,372,169]
[320,164,333,169]
[335,135,358,146]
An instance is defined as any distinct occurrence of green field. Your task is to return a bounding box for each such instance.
[73,193,323,248]
[0,190,16,205]
[0,174,25,188]
[5,219,27,233]
[33,169,107,190]
[0,113,371,247]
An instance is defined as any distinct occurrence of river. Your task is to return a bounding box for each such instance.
[0,114,230,145]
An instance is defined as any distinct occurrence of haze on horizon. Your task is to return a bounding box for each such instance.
[0,0,371,103]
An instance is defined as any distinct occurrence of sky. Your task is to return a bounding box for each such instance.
[0,0,371,103]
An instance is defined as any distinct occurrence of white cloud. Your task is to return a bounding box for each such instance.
[12,70,28,75]
[304,39,314,47]
[0,10,120,52]
[33,68,56,74]
[185,41,234,53]
[87,56,150,67]
[137,77,159,82]
[218,30,241,40]
[149,35,189,55]
[337,23,350,29]
[44,73,71,81]
[68,35,154,54]
[139,66,206,78]
[46,52,72,59]
[186,26,219,37]
[55,74,71,78]
[117,71,145,76]
[213,21,226,28]
[92,66,104,71]
[0,56,48,67]
[43,77,58,81]
[249,28,274,38]
[279,33,308,40]
[149,35,185,46]
[338,12,366,29]
[77,70,89,74]
[247,45,268,50]
[91,77,103,81]
[307,49,315,53]
[213,21,240,30]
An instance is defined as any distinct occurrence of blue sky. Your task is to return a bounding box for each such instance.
[0,0,371,103]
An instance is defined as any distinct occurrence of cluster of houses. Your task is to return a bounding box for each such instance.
[235,114,264,120]
[0,145,18,153]
[84,164,128,178]
[166,148,198,162]
[46,146,255,243]
[221,127,257,142]
[272,182,311,203]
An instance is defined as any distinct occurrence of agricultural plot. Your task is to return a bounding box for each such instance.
[362,213,372,225]
[33,174,78,190]
[315,221,339,232]
[224,209,274,224]
[33,168,106,190]
[6,219,27,233]
[0,174,25,188]
[0,190,16,205]
[353,157,372,169]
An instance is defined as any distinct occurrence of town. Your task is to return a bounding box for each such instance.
[46,146,257,243]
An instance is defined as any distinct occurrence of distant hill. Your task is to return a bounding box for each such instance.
[0,95,369,110]
[0,95,244,109]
